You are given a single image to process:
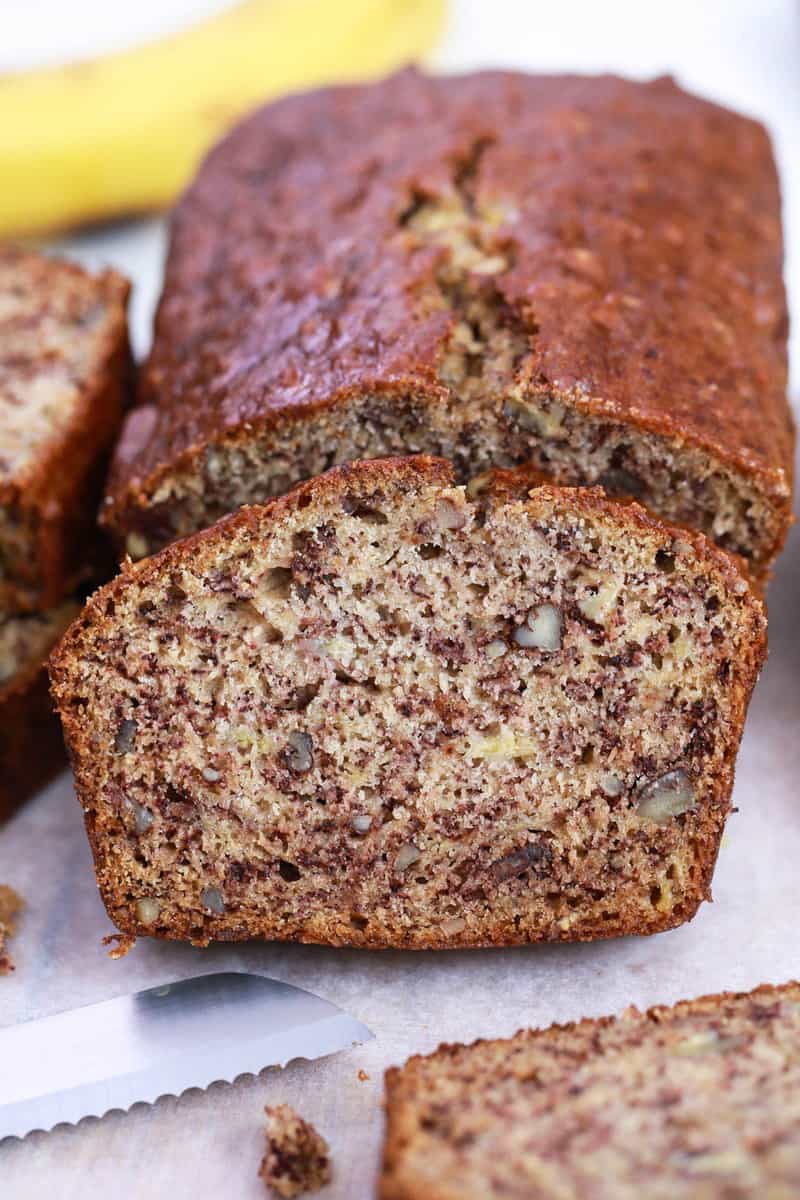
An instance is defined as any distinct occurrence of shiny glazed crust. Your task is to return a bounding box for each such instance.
[104,70,793,574]
[51,457,765,948]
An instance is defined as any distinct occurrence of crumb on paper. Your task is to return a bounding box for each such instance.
[357,1069,370,1081]
[0,884,24,976]
[259,1103,331,1197]
[102,932,137,959]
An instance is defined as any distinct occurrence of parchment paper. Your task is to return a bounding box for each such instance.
[2,4,800,1195]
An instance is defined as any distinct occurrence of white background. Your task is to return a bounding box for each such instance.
[1,3,799,1197]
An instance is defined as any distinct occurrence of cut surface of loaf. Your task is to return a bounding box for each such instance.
[104,70,793,577]
[1,603,76,821]
[0,244,130,611]
[380,981,800,1200]
[51,458,765,947]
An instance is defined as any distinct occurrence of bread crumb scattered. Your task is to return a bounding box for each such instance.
[357,1069,370,1081]
[102,932,137,959]
[259,1104,331,1197]
[0,884,24,975]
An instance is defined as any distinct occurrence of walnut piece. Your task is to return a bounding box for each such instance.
[395,844,421,871]
[259,1104,331,1198]
[492,842,553,882]
[636,768,696,823]
[135,897,161,925]
[485,639,508,660]
[513,604,561,650]
[114,718,137,755]
[285,731,314,773]
[200,887,225,914]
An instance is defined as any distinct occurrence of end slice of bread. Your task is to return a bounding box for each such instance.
[0,245,130,612]
[50,457,764,947]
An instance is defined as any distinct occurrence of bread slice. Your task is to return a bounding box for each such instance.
[102,70,793,578]
[0,245,131,612]
[1,603,77,821]
[51,457,765,947]
[380,981,800,1199]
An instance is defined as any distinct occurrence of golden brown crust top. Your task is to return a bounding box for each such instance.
[109,69,792,509]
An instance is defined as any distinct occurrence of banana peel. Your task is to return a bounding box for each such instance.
[0,0,447,237]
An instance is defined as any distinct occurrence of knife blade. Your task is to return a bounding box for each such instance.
[0,970,373,1140]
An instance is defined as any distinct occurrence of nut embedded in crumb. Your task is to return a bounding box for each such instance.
[0,884,24,976]
[636,768,696,823]
[259,1104,331,1198]
[513,604,562,650]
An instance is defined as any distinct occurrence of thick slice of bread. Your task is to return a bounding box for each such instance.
[103,70,793,578]
[1,603,77,821]
[380,981,800,1200]
[0,245,130,612]
[51,457,764,947]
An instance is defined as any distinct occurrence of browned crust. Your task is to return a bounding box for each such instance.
[51,456,766,948]
[103,69,794,570]
[0,663,66,824]
[379,980,800,1200]
[0,246,132,613]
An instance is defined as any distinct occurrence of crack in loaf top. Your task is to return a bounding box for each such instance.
[114,68,792,500]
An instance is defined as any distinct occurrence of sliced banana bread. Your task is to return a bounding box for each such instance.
[51,457,764,947]
[103,70,793,578]
[381,981,800,1199]
[1,603,77,821]
[0,245,130,612]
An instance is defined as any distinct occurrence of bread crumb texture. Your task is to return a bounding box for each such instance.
[259,1104,331,1198]
[51,458,765,948]
[380,981,800,1200]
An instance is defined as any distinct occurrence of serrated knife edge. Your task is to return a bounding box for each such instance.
[0,972,373,1141]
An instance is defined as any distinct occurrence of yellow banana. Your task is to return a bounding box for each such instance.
[0,0,447,237]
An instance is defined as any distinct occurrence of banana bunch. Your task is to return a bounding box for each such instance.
[0,0,446,238]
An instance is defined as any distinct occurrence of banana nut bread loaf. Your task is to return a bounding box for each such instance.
[51,456,765,947]
[0,245,131,612]
[103,70,793,579]
[380,980,800,1199]
[1,603,77,822]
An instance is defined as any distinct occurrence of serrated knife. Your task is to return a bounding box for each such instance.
[0,970,373,1140]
